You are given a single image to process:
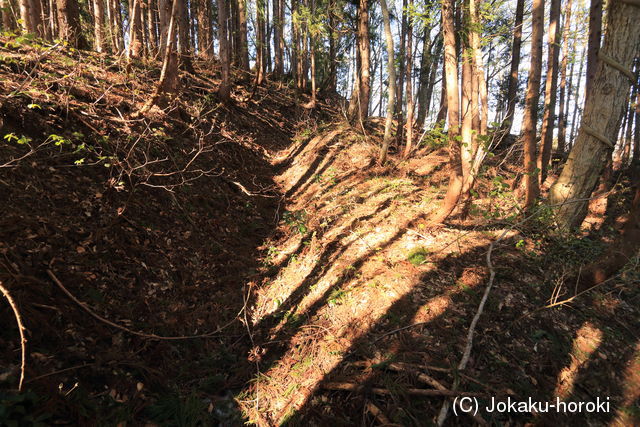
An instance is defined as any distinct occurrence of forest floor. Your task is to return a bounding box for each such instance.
[0,36,639,426]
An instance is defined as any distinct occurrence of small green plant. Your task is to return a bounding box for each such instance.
[3,132,32,145]
[419,121,448,149]
[407,247,430,266]
[283,210,308,235]
[327,288,349,306]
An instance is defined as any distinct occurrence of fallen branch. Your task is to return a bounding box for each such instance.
[371,322,429,344]
[322,382,484,398]
[0,281,27,391]
[384,362,448,391]
[47,268,237,340]
[436,224,512,425]
[365,401,397,426]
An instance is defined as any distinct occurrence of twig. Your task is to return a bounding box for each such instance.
[46,269,237,340]
[436,225,512,425]
[371,322,429,344]
[322,382,485,397]
[0,281,27,391]
[384,362,448,391]
[365,401,398,426]
[25,363,95,384]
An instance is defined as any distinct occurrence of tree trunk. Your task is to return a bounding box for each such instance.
[218,0,231,101]
[430,0,463,224]
[1,0,15,30]
[395,0,407,133]
[436,60,447,123]
[556,0,574,154]
[549,0,640,229]
[619,63,639,167]
[158,0,169,56]
[403,0,414,157]
[377,0,396,165]
[585,0,602,99]
[56,0,87,48]
[308,0,316,105]
[348,0,370,124]
[634,89,640,167]
[327,0,337,92]
[127,0,144,58]
[110,0,123,52]
[93,0,105,52]
[255,0,266,85]
[273,0,283,76]
[416,26,434,129]
[196,0,212,58]
[522,0,544,209]
[28,0,43,36]
[502,0,524,136]
[423,39,442,126]
[537,0,562,184]
[569,45,586,147]
[138,0,179,114]
[19,0,33,33]
[177,0,194,72]
[460,0,474,183]
[147,0,158,56]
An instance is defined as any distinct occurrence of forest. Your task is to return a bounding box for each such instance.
[0,0,639,424]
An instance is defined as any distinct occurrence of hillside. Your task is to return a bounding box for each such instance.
[1,37,639,426]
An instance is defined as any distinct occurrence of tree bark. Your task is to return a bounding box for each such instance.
[352,0,370,124]
[138,0,179,114]
[634,88,640,166]
[19,0,34,33]
[538,0,562,184]
[378,0,396,164]
[127,0,144,58]
[521,0,544,209]
[430,0,463,224]
[217,0,231,101]
[93,0,105,52]
[146,0,158,56]
[109,0,123,52]
[436,59,447,123]
[1,0,15,30]
[56,0,87,48]
[502,0,524,136]
[557,0,574,154]
[416,27,435,129]
[327,0,337,92]
[273,0,283,76]
[569,45,586,147]
[549,0,640,229]
[460,0,474,183]
[403,0,414,157]
[255,0,266,85]
[585,0,602,99]
[177,0,195,72]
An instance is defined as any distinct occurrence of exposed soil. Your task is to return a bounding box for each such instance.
[1,37,639,426]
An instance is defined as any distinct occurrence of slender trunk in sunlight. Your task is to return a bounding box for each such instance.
[430,0,463,225]
[403,0,414,158]
[137,0,179,114]
[522,0,544,210]
[538,0,562,185]
[377,0,396,165]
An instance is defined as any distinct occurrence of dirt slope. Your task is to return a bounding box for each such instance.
[239,126,640,426]
[1,36,639,426]
[0,35,328,424]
